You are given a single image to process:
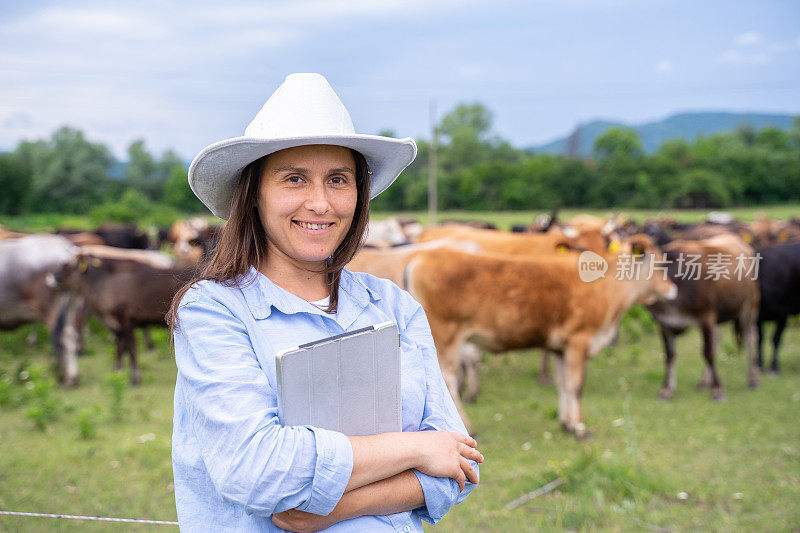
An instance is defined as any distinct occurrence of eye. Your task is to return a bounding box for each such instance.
[329,175,350,185]
[286,175,304,183]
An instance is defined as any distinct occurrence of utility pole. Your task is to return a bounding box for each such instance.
[428,98,438,225]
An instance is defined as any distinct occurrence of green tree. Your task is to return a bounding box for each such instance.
[16,127,113,214]
[591,128,644,206]
[163,165,204,212]
[125,140,160,201]
[669,169,731,208]
[0,152,32,214]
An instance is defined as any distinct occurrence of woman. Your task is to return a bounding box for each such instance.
[169,73,482,532]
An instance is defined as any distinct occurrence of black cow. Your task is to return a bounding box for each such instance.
[756,241,800,373]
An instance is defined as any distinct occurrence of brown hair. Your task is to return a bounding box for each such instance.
[167,147,371,334]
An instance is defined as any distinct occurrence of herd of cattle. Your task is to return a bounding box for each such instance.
[1,212,799,438]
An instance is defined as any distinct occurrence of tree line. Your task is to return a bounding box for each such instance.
[1,105,799,219]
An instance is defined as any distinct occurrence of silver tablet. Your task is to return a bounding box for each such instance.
[275,321,401,436]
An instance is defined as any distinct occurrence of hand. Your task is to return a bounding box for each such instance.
[407,430,483,492]
[271,508,343,533]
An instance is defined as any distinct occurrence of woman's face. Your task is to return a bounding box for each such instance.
[257,144,358,272]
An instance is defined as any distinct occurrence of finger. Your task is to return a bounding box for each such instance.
[460,455,479,485]
[455,467,466,492]
[458,442,484,463]
[452,432,478,448]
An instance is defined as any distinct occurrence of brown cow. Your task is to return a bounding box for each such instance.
[406,235,677,437]
[58,255,194,385]
[646,233,761,400]
[417,224,614,391]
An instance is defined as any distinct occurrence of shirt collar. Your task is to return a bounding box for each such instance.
[240,265,381,321]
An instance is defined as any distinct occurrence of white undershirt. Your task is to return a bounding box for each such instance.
[311,296,336,314]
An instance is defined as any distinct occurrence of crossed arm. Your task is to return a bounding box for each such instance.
[273,432,482,532]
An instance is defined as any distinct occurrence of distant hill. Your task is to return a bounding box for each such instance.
[529,112,797,157]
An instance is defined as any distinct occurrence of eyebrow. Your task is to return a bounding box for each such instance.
[272,166,355,174]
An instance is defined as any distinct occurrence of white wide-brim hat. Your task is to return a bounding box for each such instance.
[188,73,417,220]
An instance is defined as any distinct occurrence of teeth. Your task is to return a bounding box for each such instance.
[298,222,330,230]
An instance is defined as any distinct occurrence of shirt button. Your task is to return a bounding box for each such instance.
[404,526,411,532]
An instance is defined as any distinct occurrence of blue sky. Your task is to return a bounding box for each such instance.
[1,0,798,161]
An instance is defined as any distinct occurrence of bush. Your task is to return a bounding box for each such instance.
[90,189,183,227]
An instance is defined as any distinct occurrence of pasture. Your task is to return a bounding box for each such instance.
[1,207,799,531]
[1,314,799,531]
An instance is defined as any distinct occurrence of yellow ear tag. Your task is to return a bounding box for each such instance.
[742,233,752,243]
[91,258,102,267]
[779,231,788,242]
[78,259,88,273]
[608,240,621,253]
[556,244,568,253]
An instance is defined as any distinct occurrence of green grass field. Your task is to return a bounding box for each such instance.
[3,203,800,233]
[1,310,798,532]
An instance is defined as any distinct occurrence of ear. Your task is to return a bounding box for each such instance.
[631,243,645,257]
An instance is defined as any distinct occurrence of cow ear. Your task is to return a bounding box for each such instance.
[631,243,645,257]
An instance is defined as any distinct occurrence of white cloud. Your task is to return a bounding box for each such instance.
[718,49,770,65]
[735,31,762,46]
[655,60,673,73]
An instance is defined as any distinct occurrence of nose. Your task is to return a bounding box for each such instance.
[304,181,331,215]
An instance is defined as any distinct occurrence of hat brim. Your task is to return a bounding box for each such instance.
[188,134,417,219]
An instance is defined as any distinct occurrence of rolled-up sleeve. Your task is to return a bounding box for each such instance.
[174,290,353,517]
[403,299,479,525]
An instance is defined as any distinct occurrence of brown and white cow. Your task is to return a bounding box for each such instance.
[405,235,677,437]
[0,235,80,385]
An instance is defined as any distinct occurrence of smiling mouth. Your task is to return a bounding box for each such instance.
[294,221,333,230]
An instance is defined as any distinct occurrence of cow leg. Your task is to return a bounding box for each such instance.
[538,350,552,385]
[461,343,481,404]
[52,293,80,387]
[699,319,724,400]
[551,354,568,429]
[659,326,678,399]
[769,316,787,375]
[114,331,125,371]
[562,338,589,438]
[126,328,141,386]
[75,299,88,356]
[756,319,765,371]
[738,308,760,389]
[143,327,155,351]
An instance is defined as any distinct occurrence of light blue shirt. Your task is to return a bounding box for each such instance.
[172,266,478,532]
